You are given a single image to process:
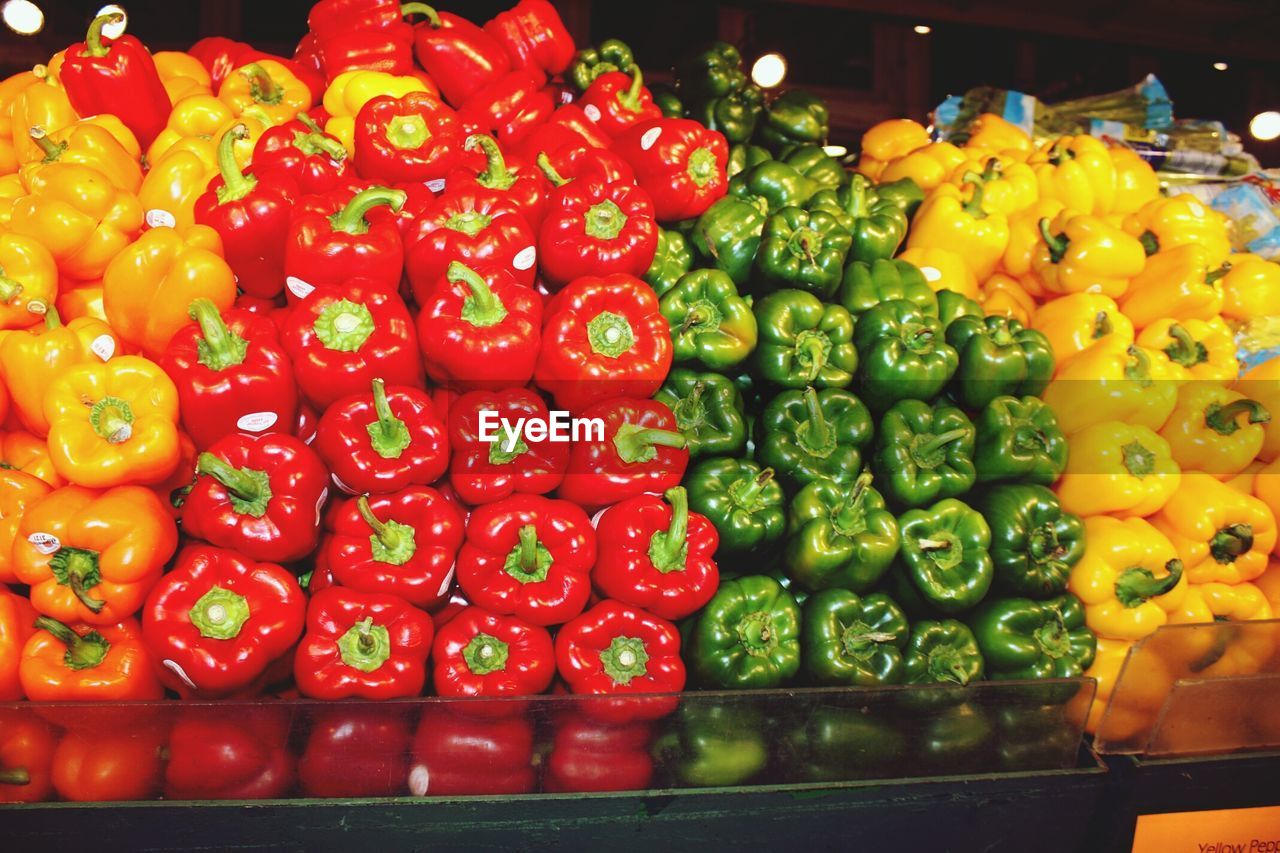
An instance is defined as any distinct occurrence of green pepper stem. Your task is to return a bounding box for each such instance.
[916,428,968,458]
[0,271,21,305]
[1163,323,1207,367]
[961,180,987,218]
[449,261,508,327]
[89,397,134,444]
[28,126,64,162]
[1139,230,1160,256]
[41,304,60,328]
[799,387,831,453]
[1210,523,1254,563]
[1115,559,1182,608]
[0,767,30,786]
[1039,218,1068,263]
[196,452,271,514]
[1205,263,1232,285]
[34,616,108,670]
[215,124,257,203]
[465,134,515,190]
[800,336,827,382]
[536,152,569,186]
[1205,399,1270,435]
[516,524,539,572]
[846,174,870,218]
[241,62,283,106]
[400,2,439,24]
[188,298,248,371]
[83,13,123,58]
[357,495,404,551]
[1123,345,1153,385]
[732,468,774,508]
[617,64,645,112]
[366,377,410,459]
[613,426,687,463]
[329,186,407,235]
[1092,311,1112,339]
[648,487,690,573]
[296,112,323,133]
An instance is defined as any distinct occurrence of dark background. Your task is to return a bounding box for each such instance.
[4,0,1278,161]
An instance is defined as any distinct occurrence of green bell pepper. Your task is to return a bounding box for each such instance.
[853,299,958,412]
[660,269,758,371]
[803,589,909,686]
[752,206,851,298]
[995,705,1082,772]
[914,702,994,773]
[685,457,786,557]
[837,257,937,318]
[781,706,905,783]
[729,160,818,212]
[568,39,635,92]
[945,315,1056,410]
[898,499,994,614]
[654,368,748,460]
[936,288,983,330]
[691,85,765,145]
[753,289,857,389]
[644,228,694,296]
[675,41,748,101]
[873,399,976,509]
[653,702,769,787]
[755,90,829,153]
[807,174,907,263]
[974,484,1084,599]
[727,143,772,179]
[757,386,871,488]
[691,195,767,287]
[784,472,900,593]
[782,145,847,192]
[902,619,985,685]
[689,575,801,689]
[874,176,925,219]
[968,593,1096,680]
[649,83,684,119]
[973,395,1068,486]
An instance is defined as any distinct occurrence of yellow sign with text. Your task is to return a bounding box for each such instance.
[1133,805,1280,852]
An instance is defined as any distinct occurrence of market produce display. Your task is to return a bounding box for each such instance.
[0,0,1278,804]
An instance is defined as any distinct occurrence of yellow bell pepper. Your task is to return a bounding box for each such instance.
[856,118,931,181]
[905,181,1009,280]
[219,60,313,127]
[1172,582,1273,625]
[9,69,77,165]
[153,51,213,103]
[1123,195,1232,266]
[979,272,1035,326]
[896,246,979,300]
[1032,292,1134,366]
[1069,515,1186,641]
[1028,135,1117,216]
[54,276,107,324]
[21,121,142,194]
[946,154,1037,216]
[1107,146,1160,215]
[0,173,24,226]
[1043,338,1176,435]
[1056,421,1181,518]
[1219,253,1280,323]
[1120,243,1227,329]
[43,355,180,488]
[146,94,235,165]
[1238,357,1280,463]
[1135,317,1238,383]
[1258,561,1280,610]
[1252,457,1280,553]
[878,141,966,193]
[1083,636,1135,735]
[1030,210,1145,299]
[139,117,261,232]
[102,225,236,358]
[1157,383,1268,477]
[0,233,58,330]
[1153,471,1276,584]
[323,70,432,153]
[1000,198,1066,280]
[963,113,1033,158]
[8,163,143,282]
[0,71,39,175]
[1224,460,1266,495]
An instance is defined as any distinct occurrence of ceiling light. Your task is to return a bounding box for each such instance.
[96,4,126,38]
[2,0,44,34]
[1213,61,1229,71]
[1250,111,1280,141]
[822,145,848,157]
[751,53,787,89]
[913,24,932,35]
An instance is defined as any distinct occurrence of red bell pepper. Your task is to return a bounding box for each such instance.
[417,262,541,391]
[183,433,330,564]
[456,494,595,627]
[298,705,412,797]
[191,37,324,99]
[541,145,635,186]
[293,33,325,87]
[580,68,662,139]
[0,708,57,803]
[484,0,575,79]
[157,431,199,521]
[613,118,730,222]
[535,274,672,413]
[253,113,352,195]
[193,124,294,300]
[558,398,689,511]
[280,279,423,410]
[142,543,306,698]
[295,402,320,445]
[308,0,418,81]
[458,70,556,149]
[592,487,719,621]
[294,587,433,700]
[538,172,658,286]
[448,387,569,506]
[284,185,408,296]
[510,104,612,165]
[313,379,448,495]
[354,92,464,183]
[431,605,555,700]
[60,13,171,148]
[448,135,549,229]
[409,706,536,796]
[163,706,295,800]
[411,6,511,108]
[321,488,464,609]
[544,713,654,793]
[405,188,537,303]
[51,726,165,803]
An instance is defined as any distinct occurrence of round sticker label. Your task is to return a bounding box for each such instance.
[583,104,601,122]
[27,532,60,555]
[640,126,662,150]
[436,567,456,598]
[237,411,278,432]
[920,266,942,282]
[513,246,536,270]
[146,209,176,229]
[286,276,315,299]
[426,179,446,193]
[90,334,115,362]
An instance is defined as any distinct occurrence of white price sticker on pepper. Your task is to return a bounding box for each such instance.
[27,533,60,555]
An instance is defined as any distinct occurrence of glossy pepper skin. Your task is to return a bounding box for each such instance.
[218,60,314,126]
[1123,194,1232,265]
[354,92,463,182]
[753,289,857,389]
[20,118,141,195]
[0,708,57,802]
[1032,212,1144,299]
[654,368,748,460]
[448,134,548,228]
[1068,516,1185,641]
[1158,384,1269,477]
[688,575,801,689]
[974,396,1068,486]
[432,605,555,700]
[556,600,686,707]
[284,185,407,294]
[405,186,537,300]
[838,257,936,319]
[753,205,851,298]
[251,112,351,194]
[784,472,900,593]
[613,118,730,222]
[535,273,672,414]
[1153,472,1276,585]
[1043,338,1176,436]
[163,706,295,800]
[19,616,164,702]
[580,68,661,138]
[484,0,575,79]
[690,195,766,287]
[448,387,569,506]
[969,594,1096,680]
[61,14,171,148]
[1137,317,1238,383]
[142,543,306,698]
[0,591,38,699]
[874,399,976,509]
[907,180,1009,281]
[975,485,1084,599]
[758,386,873,489]
[1121,243,1228,329]
[160,299,298,451]
[413,707,538,795]
[295,587,433,700]
[0,233,58,330]
[659,268,757,372]
[322,488,464,609]
[184,433,329,564]
[803,589,909,686]
[0,472,51,586]
[729,160,817,212]
[685,458,786,558]
[902,619,984,685]
[457,494,596,627]
[898,499,994,615]
[644,228,694,296]
[410,7,510,107]
[808,174,907,264]
[945,315,1054,411]
[593,488,719,621]
[756,90,829,152]
[1056,421,1181,519]
[854,299,959,413]
[569,39,635,91]
[538,171,658,286]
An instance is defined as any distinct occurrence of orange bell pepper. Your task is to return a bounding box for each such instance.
[0,232,59,330]
[1123,195,1232,266]
[9,69,77,165]
[12,484,177,625]
[947,153,1037,216]
[1153,471,1276,584]
[20,616,164,701]
[897,246,980,300]
[1219,253,1280,323]
[0,468,52,584]
[1252,457,1280,554]
[0,430,64,486]
[322,69,435,153]
[1171,581,1273,625]
[1107,146,1160,215]
[44,355,181,488]
[1001,198,1066,280]
[102,225,236,357]
[0,71,40,175]
[54,276,106,323]
[979,272,1036,326]
[152,429,197,521]
[1028,135,1117,216]
[146,94,235,164]
[1238,357,1280,463]
[1029,209,1146,299]
[963,113,1033,158]
[1032,292,1134,366]
[1120,243,1227,329]
[1157,383,1269,477]
[1258,561,1280,610]
[1083,636,1135,735]
[1056,421,1181,518]
[1224,459,1266,495]
[1136,317,1238,383]
[8,162,144,281]
[0,307,120,435]
[906,180,1009,280]
[21,120,142,194]
[219,59,313,127]
[0,589,38,699]
[879,141,967,193]
[0,172,24,226]
[1068,515,1186,641]
[856,118,931,180]
[51,726,164,802]
[0,708,57,803]
[1043,338,1177,435]
[153,51,213,102]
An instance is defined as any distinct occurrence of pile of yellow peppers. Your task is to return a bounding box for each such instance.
[860,113,1280,732]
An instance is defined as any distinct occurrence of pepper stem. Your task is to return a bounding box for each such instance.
[88,396,134,444]
[337,617,392,673]
[915,428,969,459]
[1115,559,1183,608]
[846,174,870,218]
[613,423,687,464]
[357,495,417,565]
[1123,346,1153,386]
[48,547,105,613]
[648,487,689,573]
[1205,263,1232,285]
[366,378,411,459]
[834,471,874,528]
[196,452,273,517]
[187,586,251,640]
[798,335,827,382]
[0,271,20,305]
[798,387,831,453]
[465,134,515,191]
[517,524,538,571]
[1139,230,1160,256]
[463,633,509,675]
[450,261,508,327]
[1038,219,1068,263]
[329,186,407,235]
[961,180,987,218]
[1205,399,1270,435]
[536,152,569,186]
[83,12,123,58]
[0,768,30,786]
[28,126,66,162]
[241,62,283,106]
[730,468,774,508]
[1209,523,1254,564]
[400,2,440,25]
[599,635,650,685]
[34,616,109,670]
[1121,440,1156,477]
[1163,323,1207,367]
[214,124,257,203]
[1092,311,1112,339]
[617,65,645,112]
[584,199,627,240]
[189,298,248,370]
[586,310,635,357]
